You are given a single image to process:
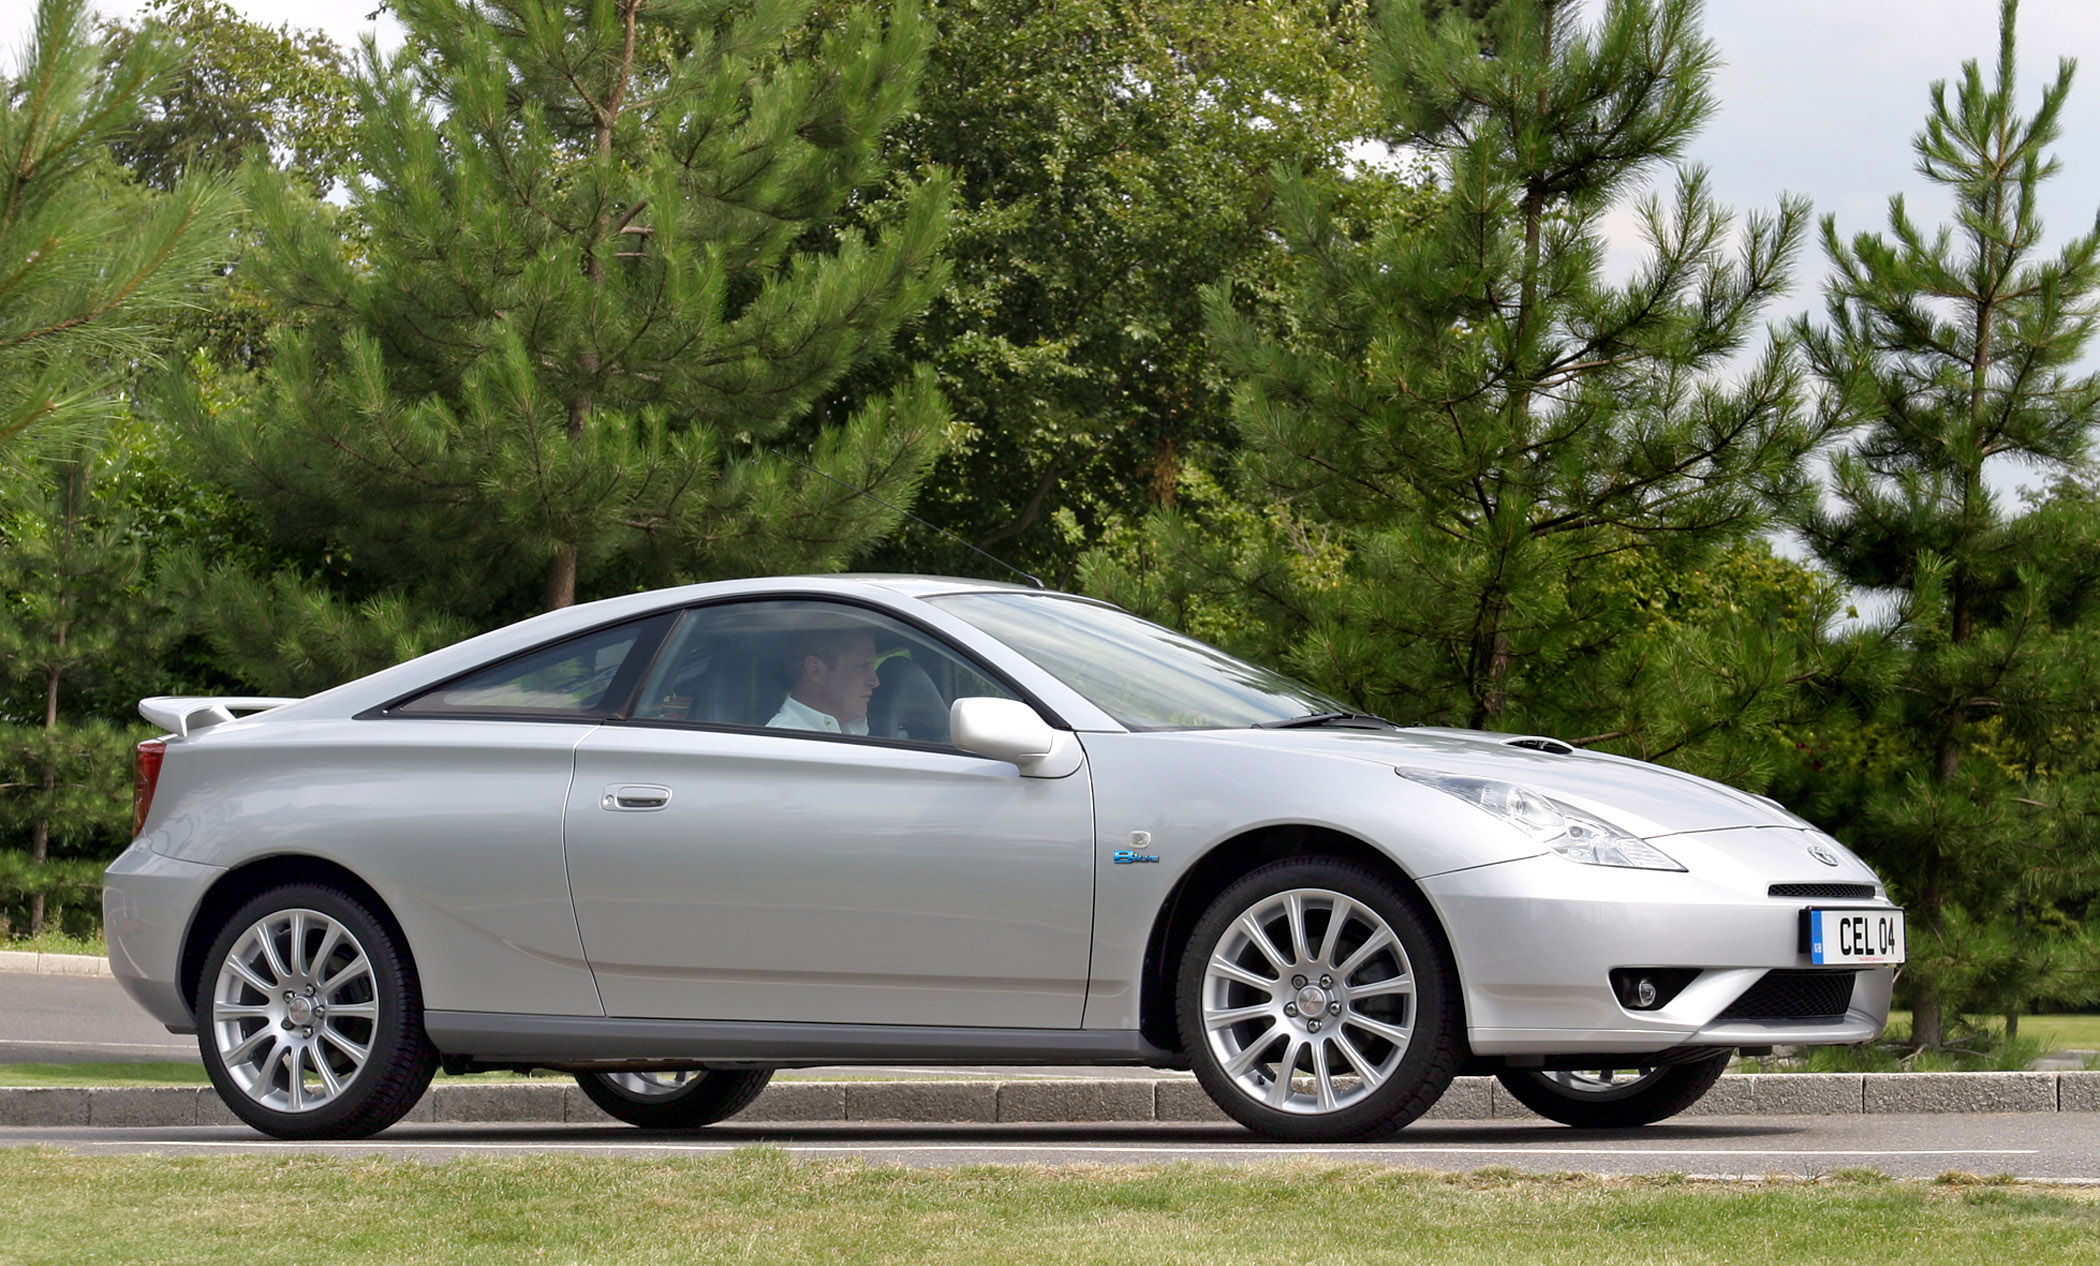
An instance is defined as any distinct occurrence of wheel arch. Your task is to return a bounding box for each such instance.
[1136,825,1469,1057]
[177,854,410,1026]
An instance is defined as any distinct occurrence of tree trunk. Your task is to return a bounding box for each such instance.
[28,652,63,937]
[542,0,642,615]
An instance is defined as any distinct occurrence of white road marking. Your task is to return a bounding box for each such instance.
[64,1139,2039,1159]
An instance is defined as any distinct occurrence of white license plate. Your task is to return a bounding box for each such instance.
[1808,908,1905,965]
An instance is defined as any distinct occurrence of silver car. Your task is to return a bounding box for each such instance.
[104,575,1903,1140]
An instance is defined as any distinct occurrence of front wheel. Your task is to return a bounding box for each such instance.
[198,883,438,1139]
[1177,858,1461,1143]
[574,1069,775,1128]
[1495,1052,1731,1128]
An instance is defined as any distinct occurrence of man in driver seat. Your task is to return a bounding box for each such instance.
[768,626,882,734]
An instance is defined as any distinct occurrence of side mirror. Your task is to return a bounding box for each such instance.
[949,697,1083,778]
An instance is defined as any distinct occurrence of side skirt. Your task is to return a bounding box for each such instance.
[424,1011,1173,1067]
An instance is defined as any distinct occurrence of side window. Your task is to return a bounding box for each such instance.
[394,620,653,718]
[629,600,1017,744]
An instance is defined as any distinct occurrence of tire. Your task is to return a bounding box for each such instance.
[574,1069,775,1129]
[1495,1052,1731,1128]
[1177,858,1461,1143]
[197,883,438,1140]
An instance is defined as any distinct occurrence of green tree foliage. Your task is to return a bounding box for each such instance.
[0,0,238,452]
[847,0,1387,582]
[171,0,955,693]
[99,0,360,375]
[1088,0,1829,782]
[1790,0,2100,1045]
[0,429,169,935]
[101,0,358,196]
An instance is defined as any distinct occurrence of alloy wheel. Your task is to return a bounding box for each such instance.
[1199,886,1418,1115]
[210,907,380,1113]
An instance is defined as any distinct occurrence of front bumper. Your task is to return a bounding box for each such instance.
[102,840,223,1032]
[1420,849,1897,1057]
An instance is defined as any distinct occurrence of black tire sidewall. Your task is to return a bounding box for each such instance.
[1495,1052,1732,1128]
[196,883,436,1139]
[1176,858,1461,1143]
[574,1069,775,1129]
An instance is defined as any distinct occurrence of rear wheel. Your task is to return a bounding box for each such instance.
[1495,1052,1731,1128]
[198,884,437,1139]
[1177,858,1461,1142]
[574,1068,774,1128]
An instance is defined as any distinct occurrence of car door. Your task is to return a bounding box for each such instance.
[562,598,1097,1029]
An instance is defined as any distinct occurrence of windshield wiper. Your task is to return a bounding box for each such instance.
[1255,711,1395,730]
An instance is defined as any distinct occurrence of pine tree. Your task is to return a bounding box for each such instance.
[173,0,953,691]
[0,0,237,451]
[1795,0,2100,1047]
[1093,0,1826,780]
[0,431,168,936]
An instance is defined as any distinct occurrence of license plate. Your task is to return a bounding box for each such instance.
[1807,908,1906,965]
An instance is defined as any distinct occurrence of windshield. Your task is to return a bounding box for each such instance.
[930,593,1349,729]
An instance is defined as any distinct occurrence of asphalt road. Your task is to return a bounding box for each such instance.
[6,1115,2098,1181]
[0,973,196,1065]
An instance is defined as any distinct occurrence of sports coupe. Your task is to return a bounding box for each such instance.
[104,575,1902,1140]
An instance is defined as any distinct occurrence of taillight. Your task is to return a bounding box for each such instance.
[133,739,166,838]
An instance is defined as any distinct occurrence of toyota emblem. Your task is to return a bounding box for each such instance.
[1807,839,1841,867]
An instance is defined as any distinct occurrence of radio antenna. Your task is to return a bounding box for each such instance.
[772,448,1046,589]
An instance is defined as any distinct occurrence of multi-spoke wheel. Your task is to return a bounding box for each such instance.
[1496,1052,1731,1128]
[198,884,436,1139]
[1178,858,1460,1142]
[574,1068,774,1129]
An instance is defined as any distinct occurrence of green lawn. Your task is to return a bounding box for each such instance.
[0,1063,206,1087]
[0,929,104,956]
[0,1151,2093,1265]
[1967,1013,2100,1050]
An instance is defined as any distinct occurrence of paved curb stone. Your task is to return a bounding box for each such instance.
[1863,1070,2059,1114]
[2060,1071,2100,1112]
[1153,1079,1230,1123]
[998,1078,1155,1123]
[846,1080,998,1123]
[1754,1072,1863,1115]
[0,951,109,977]
[730,1081,846,1124]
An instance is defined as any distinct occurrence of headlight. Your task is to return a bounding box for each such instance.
[1399,770,1686,871]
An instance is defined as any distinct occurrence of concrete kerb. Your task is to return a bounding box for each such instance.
[6,1072,2100,1128]
[0,950,110,977]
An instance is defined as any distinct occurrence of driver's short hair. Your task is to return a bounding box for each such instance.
[783,626,873,680]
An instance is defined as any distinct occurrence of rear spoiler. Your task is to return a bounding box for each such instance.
[139,696,302,739]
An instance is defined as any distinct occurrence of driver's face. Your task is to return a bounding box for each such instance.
[808,633,880,723]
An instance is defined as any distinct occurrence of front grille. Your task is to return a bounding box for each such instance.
[1716,970,1857,1022]
[1769,882,1876,900]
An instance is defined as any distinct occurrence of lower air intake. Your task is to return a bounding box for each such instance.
[1716,970,1858,1023]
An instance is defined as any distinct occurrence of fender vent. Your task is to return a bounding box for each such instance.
[1769,883,1876,900]
[1716,970,1857,1022]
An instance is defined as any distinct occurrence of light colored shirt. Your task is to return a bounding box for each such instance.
[768,693,868,735]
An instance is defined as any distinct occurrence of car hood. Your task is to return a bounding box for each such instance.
[1179,725,1806,840]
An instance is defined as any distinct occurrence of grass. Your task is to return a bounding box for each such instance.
[0,1063,207,1087]
[0,1151,2094,1265]
[0,928,103,956]
[1738,1012,2100,1074]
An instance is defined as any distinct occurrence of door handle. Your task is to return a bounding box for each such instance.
[602,784,673,811]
